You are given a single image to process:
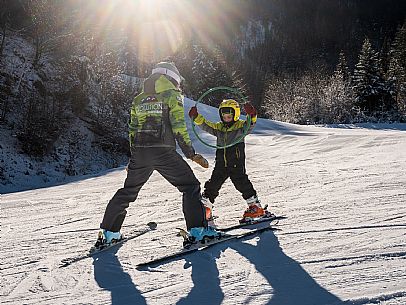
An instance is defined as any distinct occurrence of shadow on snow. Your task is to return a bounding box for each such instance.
[176,230,344,305]
[93,244,147,305]
[92,229,349,304]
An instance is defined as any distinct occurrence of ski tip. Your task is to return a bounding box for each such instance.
[59,262,69,268]
[136,261,163,271]
[136,264,150,271]
[147,222,158,230]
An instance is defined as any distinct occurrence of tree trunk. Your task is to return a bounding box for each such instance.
[33,36,42,67]
[0,27,6,57]
[0,97,8,121]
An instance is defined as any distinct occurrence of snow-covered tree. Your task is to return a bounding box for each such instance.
[335,51,351,83]
[388,21,406,118]
[0,0,11,57]
[85,50,130,142]
[295,72,327,124]
[26,0,56,66]
[322,53,354,123]
[264,71,328,124]
[25,0,74,67]
[264,54,355,125]
[263,75,301,123]
[190,45,232,106]
[352,38,393,115]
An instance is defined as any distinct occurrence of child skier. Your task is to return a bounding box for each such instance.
[188,99,271,223]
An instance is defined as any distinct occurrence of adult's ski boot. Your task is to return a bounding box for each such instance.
[179,226,223,249]
[93,229,122,250]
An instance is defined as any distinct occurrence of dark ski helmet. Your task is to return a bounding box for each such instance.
[151,62,184,86]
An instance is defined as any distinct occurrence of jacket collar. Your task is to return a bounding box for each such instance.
[155,75,178,93]
[143,75,179,95]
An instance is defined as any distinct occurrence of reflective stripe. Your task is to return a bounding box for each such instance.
[152,67,181,84]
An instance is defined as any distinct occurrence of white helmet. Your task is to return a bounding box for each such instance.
[151,62,184,85]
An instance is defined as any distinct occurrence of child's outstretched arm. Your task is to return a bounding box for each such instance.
[189,106,220,136]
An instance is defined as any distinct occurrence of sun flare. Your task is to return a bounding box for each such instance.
[80,0,240,64]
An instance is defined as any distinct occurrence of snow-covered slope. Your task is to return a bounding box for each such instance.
[2,100,406,305]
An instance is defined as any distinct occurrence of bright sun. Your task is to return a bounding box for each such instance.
[84,0,238,64]
[106,0,188,62]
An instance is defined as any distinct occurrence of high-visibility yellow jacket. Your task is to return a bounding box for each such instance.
[129,75,195,158]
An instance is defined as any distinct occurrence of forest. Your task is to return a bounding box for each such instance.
[1,0,406,159]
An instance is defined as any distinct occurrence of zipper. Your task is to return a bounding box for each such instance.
[223,126,228,167]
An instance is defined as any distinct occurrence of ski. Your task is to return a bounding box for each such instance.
[136,224,279,270]
[59,221,157,268]
[217,214,286,232]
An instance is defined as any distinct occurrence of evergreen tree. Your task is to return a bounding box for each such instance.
[0,0,11,57]
[379,36,392,77]
[335,51,351,82]
[191,44,232,106]
[388,21,406,119]
[26,0,60,67]
[352,38,388,115]
[191,44,215,102]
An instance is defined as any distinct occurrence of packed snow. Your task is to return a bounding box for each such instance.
[1,98,406,305]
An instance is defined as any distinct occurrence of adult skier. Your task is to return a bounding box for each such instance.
[94,62,222,248]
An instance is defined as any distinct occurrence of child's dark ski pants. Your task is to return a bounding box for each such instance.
[203,163,257,203]
[100,147,206,231]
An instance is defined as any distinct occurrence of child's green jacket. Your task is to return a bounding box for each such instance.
[193,114,257,167]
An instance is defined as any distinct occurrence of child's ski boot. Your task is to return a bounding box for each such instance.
[201,196,215,227]
[240,196,275,223]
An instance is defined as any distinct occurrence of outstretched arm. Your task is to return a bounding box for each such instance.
[189,106,220,136]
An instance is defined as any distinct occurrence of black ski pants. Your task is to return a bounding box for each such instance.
[203,162,257,203]
[100,147,206,231]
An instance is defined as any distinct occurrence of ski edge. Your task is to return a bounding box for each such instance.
[59,222,157,268]
[136,225,279,270]
[217,215,287,232]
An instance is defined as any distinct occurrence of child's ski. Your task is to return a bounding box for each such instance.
[59,222,157,268]
[136,224,279,270]
[217,214,286,232]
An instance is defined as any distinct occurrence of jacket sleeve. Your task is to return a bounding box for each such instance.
[128,97,139,148]
[194,114,221,136]
[167,92,195,158]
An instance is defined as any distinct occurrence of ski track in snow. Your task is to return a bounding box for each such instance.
[1,102,406,305]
